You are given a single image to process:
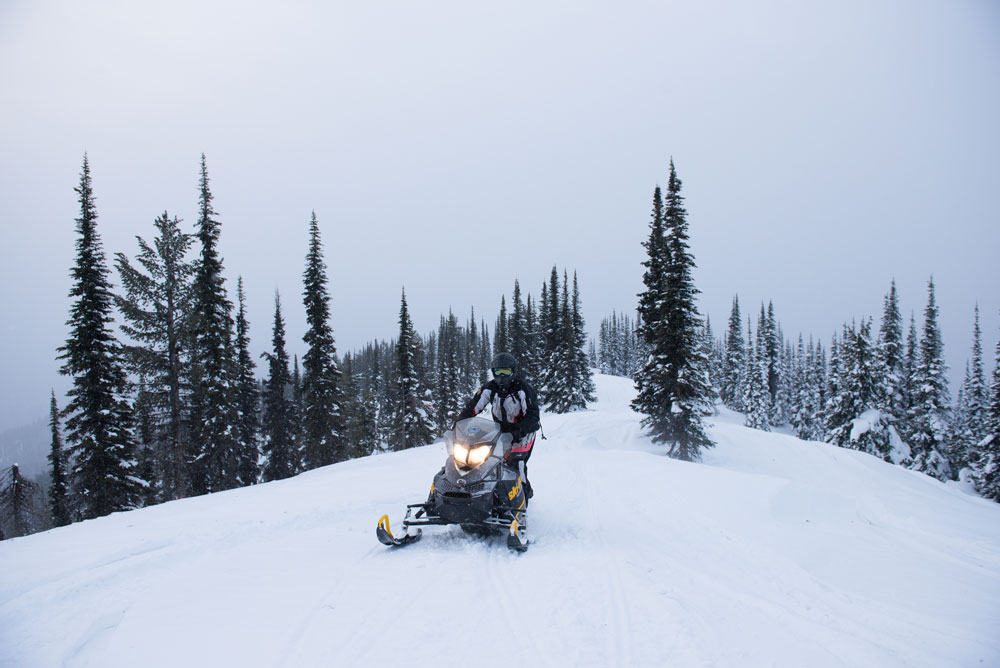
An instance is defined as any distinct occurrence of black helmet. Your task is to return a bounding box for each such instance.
[491,352,518,389]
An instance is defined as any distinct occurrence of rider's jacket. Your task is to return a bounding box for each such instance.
[457,377,540,439]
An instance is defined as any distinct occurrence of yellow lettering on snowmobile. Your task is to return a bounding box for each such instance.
[508,476,522,501]
[430,481,435,496]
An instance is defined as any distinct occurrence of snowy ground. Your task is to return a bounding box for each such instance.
[2,374,999,667]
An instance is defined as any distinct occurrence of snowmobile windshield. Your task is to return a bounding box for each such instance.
[454,416,501,447]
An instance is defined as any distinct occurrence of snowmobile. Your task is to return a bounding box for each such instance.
[376,416,530,552]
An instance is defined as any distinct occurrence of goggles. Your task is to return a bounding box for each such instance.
[493,368,513,377]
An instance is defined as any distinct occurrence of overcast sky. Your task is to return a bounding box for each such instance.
[1,0,998,433]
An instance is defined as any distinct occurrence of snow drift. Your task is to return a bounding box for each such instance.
[1,374,998,667]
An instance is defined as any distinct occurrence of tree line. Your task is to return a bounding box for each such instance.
[1,154,595,538]
[599,281,1000,501]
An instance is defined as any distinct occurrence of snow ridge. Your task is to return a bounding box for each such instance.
[1,374,998,667]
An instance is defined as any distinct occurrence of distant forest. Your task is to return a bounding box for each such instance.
[2,155,997,540]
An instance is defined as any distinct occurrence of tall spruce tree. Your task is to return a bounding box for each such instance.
[114,211,195,500]
[261,292,298,481]
[233,278,261,485]
[877,280,905,423]
[973,317,1000,501]
[301,212,343,468]
[908,278,952,480]
[721,295,745,410]
[494,295,510,356]
[572,271,597,406]
[187,155,240,494]
[393,289,435,449]
[57,156,144,519]
[48,391,71,527]
[954,305,988,468]
[632,161,714,460]
[743,319,770,431]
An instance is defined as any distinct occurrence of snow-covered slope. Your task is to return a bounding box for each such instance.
[2,375,998,668]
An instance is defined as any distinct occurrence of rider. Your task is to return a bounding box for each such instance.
[456,352,540,498]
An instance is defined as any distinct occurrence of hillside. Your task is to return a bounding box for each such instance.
[1,374,998,668]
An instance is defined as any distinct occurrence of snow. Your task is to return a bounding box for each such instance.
[2,374,999,667]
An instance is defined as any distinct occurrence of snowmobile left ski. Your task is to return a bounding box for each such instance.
[376,416,532,552]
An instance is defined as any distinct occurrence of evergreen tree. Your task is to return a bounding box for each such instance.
[523,295,539,382]
[877,280,905,422]
[972,317,1000,501]
[48,391,71,527]
[0,465,43,538]
[57,155,144,519]
[825,319,896,459]
[435,310,462,430]
[494,295,509,355]
[764,301,781,421]
[572,272,596,407]
[908,278,952,480]
[392,289,435,449]
[301,212,343,468]
[743,319,770,431]
[509,280,528,367]
[631,161,714,460]
[954,305,988,468]
[721,295,745,410]
[187,155,240,494]
[261,292,297,481]
[899,313,920,444]
[114,211,195,500]
[233,278,261,485]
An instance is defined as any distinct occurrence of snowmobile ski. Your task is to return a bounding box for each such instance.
[506,512,528,553]
[376,514,422,547]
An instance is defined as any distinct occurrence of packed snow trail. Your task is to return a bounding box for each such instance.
[2,375,999,667]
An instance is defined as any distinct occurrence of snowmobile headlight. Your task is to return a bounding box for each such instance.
[453,443,493,468]
[466,445,492,466]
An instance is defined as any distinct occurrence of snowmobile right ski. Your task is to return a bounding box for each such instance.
[376,514,422,547]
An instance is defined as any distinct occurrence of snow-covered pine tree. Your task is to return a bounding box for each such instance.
[57,156,144,519]
[0,465,43,539]
[907,278,952,480]
[435,310,462,430]
[898,313,919,444]
[954,305,988,470]
[701,315,720,405]
[523,295,540,382]
[393,289,435,449]
[539,268,563,407]
[572,272,596,408]
[763,301,782,424]
[233,278,260,485]
[632,161,714,460]
[494,295,509,355]
[721,295,745,410]
[114,211,195,500]
[743,319,771,431]
[509,280,528,369]
[545,271,578,413]
[972,317,1000,501]
[261,292,298,482]
[301,212,343,469]
[877,280,905,423]
[479,319,492,386]
[48,391,70,527]
[187,155,240,494]
[825,319,897,459]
